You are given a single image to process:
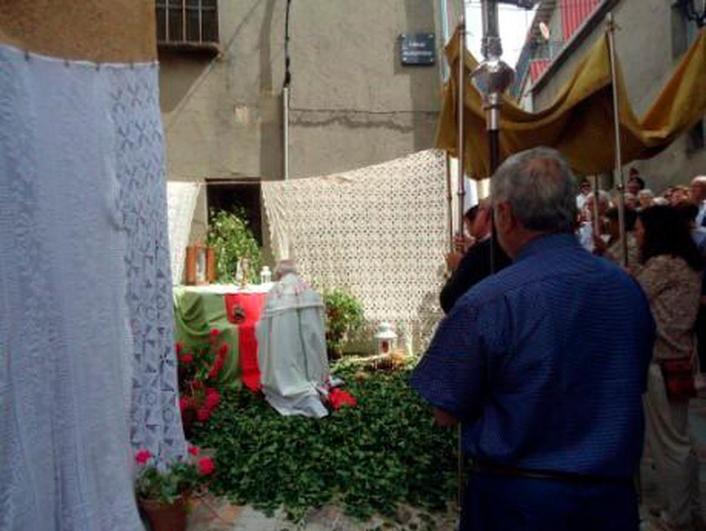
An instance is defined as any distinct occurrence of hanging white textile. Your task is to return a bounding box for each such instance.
[0,44,184,530]
[167,181,201,284]
[256,273,330,418]
[261,150,448,349]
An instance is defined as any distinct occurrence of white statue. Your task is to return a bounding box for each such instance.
[256,260,330,417]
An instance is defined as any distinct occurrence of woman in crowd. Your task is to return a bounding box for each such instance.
[593,206,639,267]
[635,206,704,531]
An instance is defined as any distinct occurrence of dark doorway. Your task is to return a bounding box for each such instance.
[206,180,263,246]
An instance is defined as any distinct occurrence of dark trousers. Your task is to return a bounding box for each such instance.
[460,471,639,531]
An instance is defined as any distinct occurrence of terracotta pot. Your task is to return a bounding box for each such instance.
[139,497,188,531]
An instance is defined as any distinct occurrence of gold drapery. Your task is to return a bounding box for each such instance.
[436,28,706,179]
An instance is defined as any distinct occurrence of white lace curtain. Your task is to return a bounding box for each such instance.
[0,44,184,530]
[262,149,449,352]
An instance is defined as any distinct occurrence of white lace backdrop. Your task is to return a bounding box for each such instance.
[261,150,449,353]
[0,44,184,530]
[167,181,202,284]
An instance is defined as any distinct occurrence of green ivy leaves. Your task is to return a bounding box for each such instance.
[207,208,263,283]
[192,366,456,523]
[323,289,365,357]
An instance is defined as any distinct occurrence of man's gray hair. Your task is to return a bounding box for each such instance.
[491,147,577,233]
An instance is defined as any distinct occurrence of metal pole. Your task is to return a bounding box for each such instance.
[592,175,601,240]
[446,153,454,252]
[457,17,466,239]
[455,11,466,511]
[606,13,628,267]
[283,87,290,181]
[283,0,292,181]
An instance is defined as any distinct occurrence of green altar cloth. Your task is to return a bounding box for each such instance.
[173,286,240,386]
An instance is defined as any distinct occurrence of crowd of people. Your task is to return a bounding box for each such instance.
[412,148,706,531]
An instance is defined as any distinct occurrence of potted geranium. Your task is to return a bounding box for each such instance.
[176,329,227,436]
[135,446,215,531]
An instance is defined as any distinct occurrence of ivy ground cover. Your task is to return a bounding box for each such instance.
[192,364,457,522]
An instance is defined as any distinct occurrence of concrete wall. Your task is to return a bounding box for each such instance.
[531,0,706,192]
[159,0,445,184]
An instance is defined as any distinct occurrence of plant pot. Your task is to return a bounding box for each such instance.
[139,497,188,531]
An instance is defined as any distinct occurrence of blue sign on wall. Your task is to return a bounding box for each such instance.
[400,33,436,66]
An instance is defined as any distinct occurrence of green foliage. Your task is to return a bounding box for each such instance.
[134,452,215,504]
[323,289,365,357]
[207,208,262,283]
[192,365,456,522]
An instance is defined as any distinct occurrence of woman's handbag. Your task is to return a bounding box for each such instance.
[659,357,697,401]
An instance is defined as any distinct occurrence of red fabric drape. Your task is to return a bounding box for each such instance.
[224,293,266,392]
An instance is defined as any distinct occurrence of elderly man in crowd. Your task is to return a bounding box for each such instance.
[440,200,511,314]
[411,147,655,531]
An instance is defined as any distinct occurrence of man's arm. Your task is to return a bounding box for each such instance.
[410,298,498,423]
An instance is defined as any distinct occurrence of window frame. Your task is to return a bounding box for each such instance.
[156,0,220,51]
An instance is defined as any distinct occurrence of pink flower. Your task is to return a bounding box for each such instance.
[188,445,200,456]
[135,449,152,465]
[179,353,193,364]
[198,456,215,476]
[196,407,211,422]
[209,329,220,339]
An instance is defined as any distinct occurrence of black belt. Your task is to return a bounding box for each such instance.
[472,461,633,486]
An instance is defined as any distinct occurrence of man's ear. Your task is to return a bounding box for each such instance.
[494,201,515,231]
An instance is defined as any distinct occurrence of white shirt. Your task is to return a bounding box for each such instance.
[696,200,706,228]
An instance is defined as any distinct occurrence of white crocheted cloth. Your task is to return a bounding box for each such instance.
[0,44,184,530]
[262,150,449,351]
[167,181,201,284]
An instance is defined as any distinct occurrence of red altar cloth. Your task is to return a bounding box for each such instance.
[224,292,266,392]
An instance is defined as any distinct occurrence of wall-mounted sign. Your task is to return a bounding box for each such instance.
[400,33,435,66]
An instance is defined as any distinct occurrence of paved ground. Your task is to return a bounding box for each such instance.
[187,399,706,530]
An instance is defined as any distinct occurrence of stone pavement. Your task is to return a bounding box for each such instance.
[187,497,457,531]
[187,399,706,530]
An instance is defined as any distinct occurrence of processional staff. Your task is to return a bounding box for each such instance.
[606,13,629,268]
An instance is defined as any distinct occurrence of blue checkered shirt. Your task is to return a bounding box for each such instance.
[411,233,655,479]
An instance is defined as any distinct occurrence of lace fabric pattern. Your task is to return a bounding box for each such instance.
[0,44,183,530]
[108,65,186,466]
[262,150,449,351]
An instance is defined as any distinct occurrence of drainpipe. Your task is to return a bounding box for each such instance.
[283,0,292,181]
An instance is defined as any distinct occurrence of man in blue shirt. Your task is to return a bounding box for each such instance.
[411,147,655,531]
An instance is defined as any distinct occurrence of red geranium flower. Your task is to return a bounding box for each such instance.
[176,342,183,354]
[209,328,220,339]
[196,407,211,422]
[205,390,220,410]
[218,344,228,356]
[198,456,215,476]
[179,396,193,412]
[135,449,152,465]
[179,353,193,364]
[329,389,357,410]
[188,445,200,456]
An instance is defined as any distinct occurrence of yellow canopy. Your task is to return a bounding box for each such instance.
[436,27,706,180]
